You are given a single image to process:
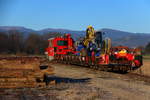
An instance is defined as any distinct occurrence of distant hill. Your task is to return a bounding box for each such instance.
[0,26,150,47]
[0,26,85,39]
[101,28,132,40]
[0,26,36,33]
[101,28,150,47]
[39,28,85,40]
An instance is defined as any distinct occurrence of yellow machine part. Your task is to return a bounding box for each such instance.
[118,49,127,56]
[83,26,95,47]
[102,38,111,54]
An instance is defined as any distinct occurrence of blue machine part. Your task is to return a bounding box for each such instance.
[76,43,85,55]
[95,48,100,56]
[87,42,97,56]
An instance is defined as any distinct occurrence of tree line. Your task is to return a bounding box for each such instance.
[0,30,61,55]
[0,30,150,55]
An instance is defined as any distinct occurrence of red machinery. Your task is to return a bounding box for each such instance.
[45,34,76,60]
[45,27,143,73]
[110,46,142,67]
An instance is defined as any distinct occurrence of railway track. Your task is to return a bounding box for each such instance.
[53,55,132,73]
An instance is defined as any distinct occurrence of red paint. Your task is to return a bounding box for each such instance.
[134,60,141,67]
[46,34,76,57]
[98,54,109,64]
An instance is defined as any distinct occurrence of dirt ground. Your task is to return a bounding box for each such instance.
[0,57,54,88]
[135,59,150,76]
[0,59,150,100]
[130,56,150,77]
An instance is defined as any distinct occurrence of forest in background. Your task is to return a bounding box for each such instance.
[0,30,61,55]
[0,30,150,55]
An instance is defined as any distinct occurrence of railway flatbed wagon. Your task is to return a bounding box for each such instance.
[45,26,143,73]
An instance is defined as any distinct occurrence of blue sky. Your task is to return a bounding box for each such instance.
[0,0,150,33]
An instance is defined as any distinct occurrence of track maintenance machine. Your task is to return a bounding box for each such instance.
[45,26,143,72]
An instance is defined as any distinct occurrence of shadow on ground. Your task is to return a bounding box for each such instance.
[46,76,91,84]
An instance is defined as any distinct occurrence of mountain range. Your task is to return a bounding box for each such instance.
[0,26,150,47]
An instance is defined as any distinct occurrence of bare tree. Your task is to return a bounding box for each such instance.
[0,32,9,53]
[8,30,24,54]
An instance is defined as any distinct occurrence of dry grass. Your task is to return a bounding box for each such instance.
[0,58,150,100]
[0,60,39,70]
[141,59,150,76]
[0,58,54,88]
